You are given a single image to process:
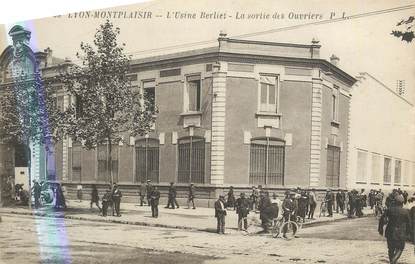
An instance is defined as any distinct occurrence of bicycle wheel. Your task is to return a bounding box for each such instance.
[281,221,298,240]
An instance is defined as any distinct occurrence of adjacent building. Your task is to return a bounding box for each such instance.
[348,72,415,193]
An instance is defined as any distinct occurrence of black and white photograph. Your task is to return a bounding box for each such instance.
[0,0,414,263]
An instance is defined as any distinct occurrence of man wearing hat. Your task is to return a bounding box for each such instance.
[138,181,147,206]
[112,183,122,217]
[32,180,42,209]
[235,192,250,230]
[165,182,179,209]
[378,193,411,264]
[145,180,153,207]
[150,186,161,218]
[282,190,296,238]
[187,183,196,209]
[325,189,333,217]
[214,194,227,234]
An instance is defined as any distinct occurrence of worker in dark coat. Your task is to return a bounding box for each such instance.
[214,195,227,234]
[226,186,236,210]
[138,181,146,206]
[258,191,272,233]
[101,187,112,216]
[32,180,42,209]
[336,190,345,214]
[325,189,333,217]
[298,191,308,223]
[187,183,196,209]
[150,186,161,218]
[146,180,153,207]
[90,184,101,212]
[165,182,179,209]
[235,192,250,230]
[378,194,411,264]
[112,183,122,217]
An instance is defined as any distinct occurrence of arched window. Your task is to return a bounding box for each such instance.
[178,136,205,183]
[135,138,159,183]
[249,138,285,185]
[71,141,82,182]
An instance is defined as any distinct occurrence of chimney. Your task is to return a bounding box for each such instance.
[310,37,321,59]
[330,54,340,67]
[218,30,228,50]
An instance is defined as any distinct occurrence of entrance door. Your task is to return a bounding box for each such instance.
[326,145,340,187]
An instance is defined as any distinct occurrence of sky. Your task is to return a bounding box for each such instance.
[1,0,414,102]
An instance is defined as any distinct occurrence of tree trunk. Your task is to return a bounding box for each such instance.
[107,134,113,186]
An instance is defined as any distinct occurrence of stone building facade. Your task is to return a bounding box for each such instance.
[0,26,357,206]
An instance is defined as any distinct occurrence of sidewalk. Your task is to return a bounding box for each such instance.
[0,200,373,234]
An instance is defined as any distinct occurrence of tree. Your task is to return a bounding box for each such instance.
[50,20,156,185]
[391,16,414,43]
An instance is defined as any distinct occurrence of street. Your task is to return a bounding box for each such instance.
[0,213,414,264]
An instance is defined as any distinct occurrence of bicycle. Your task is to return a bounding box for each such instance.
[319,201,327,217]
[272,212,299,239]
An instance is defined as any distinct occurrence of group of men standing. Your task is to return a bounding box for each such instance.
[137,181,196,218]
[214,186,321,235]
[99,183,122,217]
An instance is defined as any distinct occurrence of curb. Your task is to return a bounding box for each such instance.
[1,210,208,232]
[1,209,373,233]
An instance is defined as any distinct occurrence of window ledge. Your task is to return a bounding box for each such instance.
[331,120,340,127]
[180,111,203,117]
[255,112,282,117]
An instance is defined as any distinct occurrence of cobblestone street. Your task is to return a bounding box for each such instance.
[0,211,414,264]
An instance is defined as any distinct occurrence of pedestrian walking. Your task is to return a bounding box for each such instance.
[214,195,227,234]
[54,184,67,210]
[308,188,317,219]
[378,194,411,264]
[235,193,250,230]
[90,184,101,212]
[101,187,112,216]
[138,181,146,206]
[165,182,179,209]
[112,183,122,217]
[32,180,42,209]
[146,180,153,206]
[187,183,196,209]
[150,186,160,218]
